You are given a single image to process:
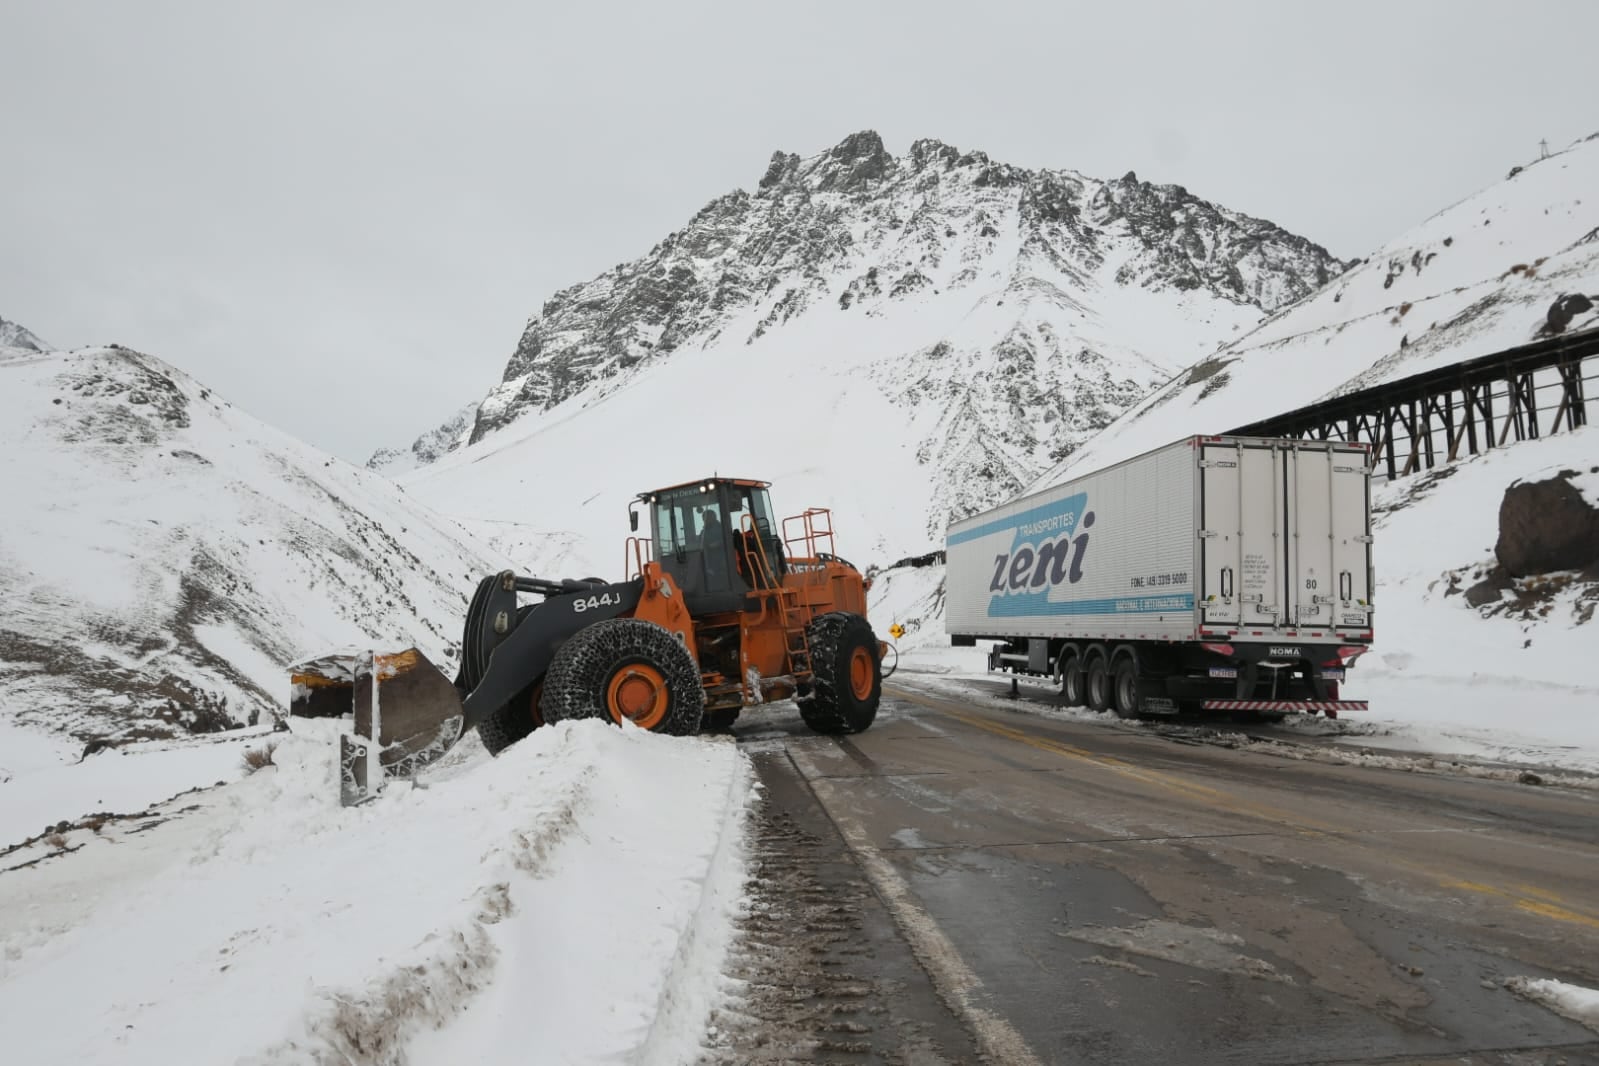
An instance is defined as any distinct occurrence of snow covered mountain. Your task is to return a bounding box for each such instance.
[366,401,477,475]
[0,313,48,352]
[393,131,1342,565]
[0,343,510,746]
[1035,131,1599,484]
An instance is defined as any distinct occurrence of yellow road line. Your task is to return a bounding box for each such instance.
[893,686,1599,932]
[1442,880,1599,931]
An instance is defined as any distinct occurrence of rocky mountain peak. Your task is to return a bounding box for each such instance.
[907,137,960,171]
[378,133,1346,535]
[758,129,893,195]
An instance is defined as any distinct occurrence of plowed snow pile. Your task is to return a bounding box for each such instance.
[0,722,752,1066]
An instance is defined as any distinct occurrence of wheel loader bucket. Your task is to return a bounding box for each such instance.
[289,648,464,806]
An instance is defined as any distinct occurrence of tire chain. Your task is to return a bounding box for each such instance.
[798,612,877,735]
[540,618,705,736]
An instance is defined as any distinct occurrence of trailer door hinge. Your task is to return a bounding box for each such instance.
[1197,530,1218,539]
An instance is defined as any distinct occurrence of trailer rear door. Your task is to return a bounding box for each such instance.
[1287,445,1373,633]
[1200,441,1285,629]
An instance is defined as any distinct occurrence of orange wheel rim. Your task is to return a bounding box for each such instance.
[606,664,669,730]
[849,647,875,700]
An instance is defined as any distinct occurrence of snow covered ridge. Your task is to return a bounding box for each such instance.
[0,721,755,1066]
[1041,132,1599,482]
[0,344,511,744]
[393,131,1343,556]
[472,131,1341,442]
[366,401,477,475]
[0,313,49,352]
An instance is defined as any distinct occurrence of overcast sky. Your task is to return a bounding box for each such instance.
[4,1,1596,461]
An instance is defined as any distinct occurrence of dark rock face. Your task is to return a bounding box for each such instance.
[467,130,1345,447]
[1542,292,1595,335]
[1463,569,1512,607]
[1496,473,1599,577]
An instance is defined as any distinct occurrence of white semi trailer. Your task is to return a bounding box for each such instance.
[945,436,1374,718]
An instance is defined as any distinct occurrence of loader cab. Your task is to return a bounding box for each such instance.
[636,477,786,615]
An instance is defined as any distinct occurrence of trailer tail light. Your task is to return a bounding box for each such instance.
[1201,642,1235,657]
[1323,646,1368,666]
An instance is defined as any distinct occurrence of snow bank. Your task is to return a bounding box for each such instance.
[0,720,267,848]
[1508,976,1599,1033]
[0,721,752,1065]
[1355,427,1599,770]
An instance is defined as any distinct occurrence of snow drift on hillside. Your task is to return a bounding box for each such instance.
[1037,132,1599,484]
[0,344,511,745]
[0,721,753,1066]
[398,132,1341,562]
[882,429,1599,773]
[0,313,48,352]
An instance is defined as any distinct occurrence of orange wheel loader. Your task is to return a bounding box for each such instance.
[288,478,888,804]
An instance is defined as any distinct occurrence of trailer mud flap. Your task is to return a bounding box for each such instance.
[290,648,465,805]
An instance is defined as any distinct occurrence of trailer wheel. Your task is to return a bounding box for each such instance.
[540,618,704,736]
[800,612,880,735]
[1060,655,1086,708]
[1112,659,1142,719]
[1085,655,1111,713]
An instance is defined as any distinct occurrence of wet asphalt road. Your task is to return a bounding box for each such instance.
[713,682,1599,1065]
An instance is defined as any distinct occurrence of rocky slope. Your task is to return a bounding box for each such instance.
[0,343,509,744]
[393,131,1343,559]
[1036,131,1599,485]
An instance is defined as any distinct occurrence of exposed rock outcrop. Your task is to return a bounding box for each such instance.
[1496,472,1599,577]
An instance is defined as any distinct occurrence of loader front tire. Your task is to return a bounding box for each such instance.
[540,619,704,736]
[799,612,880,735]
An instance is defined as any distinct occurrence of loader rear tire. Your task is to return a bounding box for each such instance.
[540,618,704,736]
[799,612,880,735]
